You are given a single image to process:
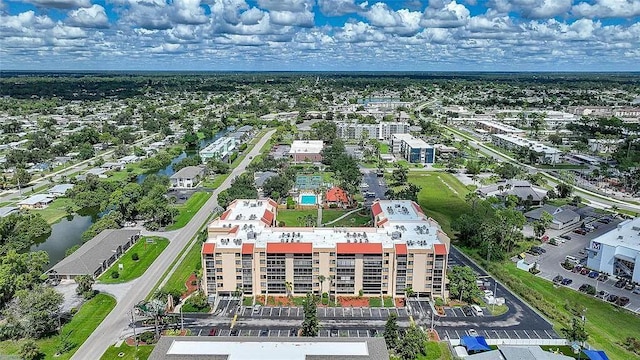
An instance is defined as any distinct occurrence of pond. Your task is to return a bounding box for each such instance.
[29,207,100,269]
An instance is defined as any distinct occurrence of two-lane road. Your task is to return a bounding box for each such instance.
[71,129,275,360]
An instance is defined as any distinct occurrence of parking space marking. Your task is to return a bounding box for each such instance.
[503,330,510,339]
[514,331,521,339]
[524,330,531,339]
[482,330,491,339]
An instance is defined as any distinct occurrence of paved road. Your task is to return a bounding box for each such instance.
[71,129,275,360]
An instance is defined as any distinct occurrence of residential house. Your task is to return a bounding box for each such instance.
[325,187,351,208]
[524,205,580,230]
[48,183,74,197]
[170,166,205,188]
[18,194,54,209]
[0,206,18,218]
[254,171,278,192]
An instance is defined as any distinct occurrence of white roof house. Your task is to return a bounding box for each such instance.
[48,183,75,197]
[18,194,54,208]
[289,140,324,155]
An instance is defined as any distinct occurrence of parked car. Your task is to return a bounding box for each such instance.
[596,291,609,299]
[369,329,378,337]
[597,274,608,281]
[208,328,217,336]
[290,328,298,337]
[260,329,269,337]
[253,305,262,314]
[553,275,564,283]
[561,278,573,285]
[588,271,599,279]
[580,268,590,275]
[607,294,619,303]
[468,329,479,337]
[579,284,596,295]
[572,266,583,273]
[617,297,630,307]
[615,280,627,288]
[625,283,636,291]
[560,234,572,240]
[462,306,473,316]
[230,329,239,336]
[532,246,546,253]
[330,328,339,337]
[574,229,587,235]
[597,217,611,224]
[549,239,559,246]
[633,287,640,295]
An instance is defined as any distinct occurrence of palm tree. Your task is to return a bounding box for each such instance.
[329,275,336,306]
[318,275,326,297]
[285,281,293,298]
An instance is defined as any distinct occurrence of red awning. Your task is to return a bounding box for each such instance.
[337,243,382,254]
[434,244,447,256]
[412,202,424,214]
[266,242,313,254]
[220,210,231,220]
[395,243,407,255]
[242,243,254,255]
[261,210,275,226]
[202,243,215,255]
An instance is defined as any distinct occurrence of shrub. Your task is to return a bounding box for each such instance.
[131,252,139,261]
[434,297,445,307]
[110,271,120,279]
[138,331,156,344]
[358,289,364,297]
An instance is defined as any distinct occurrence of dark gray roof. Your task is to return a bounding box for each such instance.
[171,166,205,180]
[524,205,579,225]
[149,336,389,360]
[524,205,560,220]
[50,229,140,276]
[254,171,278,188]
[477,180,547,201]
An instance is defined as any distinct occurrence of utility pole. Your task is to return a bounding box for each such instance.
[180,306,184,332]
[130,309,138,352]
[492,282,497,313]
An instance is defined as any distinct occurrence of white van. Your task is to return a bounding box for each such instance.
[471,305,483,316]
[565,256,579,265]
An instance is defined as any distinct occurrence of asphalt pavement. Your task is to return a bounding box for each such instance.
[71,130,276,360]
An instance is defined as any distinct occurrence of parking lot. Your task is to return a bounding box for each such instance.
[535,216,640,313]
[440,328,561,341]
[238,306,409,319]
[360,171,387,206]
[197,327,384,338]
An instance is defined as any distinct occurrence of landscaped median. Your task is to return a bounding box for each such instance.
[0,293,116,359]
[97,236,169,284]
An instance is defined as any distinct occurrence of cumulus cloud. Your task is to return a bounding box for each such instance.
[572,0,640,19]
[361,2,422,35]
[421,0,470,28]
[488,0,572,19]
[269,10,314,27]
[171,0,208,25]
[317,0,361,16]
[22,0,91,9]
[67,4,109,28]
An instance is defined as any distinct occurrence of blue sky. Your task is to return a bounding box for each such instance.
[1,0,639,71]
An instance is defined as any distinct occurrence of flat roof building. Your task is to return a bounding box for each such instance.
[491,134,561,164]
[149,336,389,360]
[289,140,324,163]
[200,137,236,161]
[336,122,409,141]
[587,218,640,283]
[391,134,435,164]
[202,199,449,299]
[475,120,525,136]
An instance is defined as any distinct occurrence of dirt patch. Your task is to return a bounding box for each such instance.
[395,298,405,307]
[338,296,369,307]
[181,273,198,299]
[428,329,440,341]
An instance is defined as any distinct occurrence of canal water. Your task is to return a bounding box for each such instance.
[34,128,230,269]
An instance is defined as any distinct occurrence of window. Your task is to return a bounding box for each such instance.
[216,268,222,272]
[260,252,265,256]
[260,259,266,264]
[236,276,242,280]
[330,252,335,256]
[216,276,223,280]
[384,253,390,257]
[217,283,223,287]
[408,261,413,265]
[384,260,389,265]
[235,260,241,265]
[313,252,319,256]
[215,260,222,265]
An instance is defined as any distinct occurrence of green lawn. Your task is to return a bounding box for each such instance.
[408,173,472,235]
[32,197,78,224]
[383,296,394,307]
[101,344,154,360]
[330,212,371,227]
[97,237,169,284]
[379,142,390,154]
[0,293,116,359]
[243,296,254,306]
[166,192,212,230]
[161,237,202,295]
[416,341,453,360]
[277,209,318,227]
[321,209,348,224]
[369,297,383,307]
[492,262,640,360]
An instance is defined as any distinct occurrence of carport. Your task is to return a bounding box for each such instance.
[583,349,610,360]
[461,336,491,354]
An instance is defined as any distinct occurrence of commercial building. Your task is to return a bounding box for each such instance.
[588,138,624,153]
[475,120,525,136]
[336,122,410,141]
[524,205,580,230]
[477,180,547,206]
[149,336,389,360]
[199,137,236,161]
[587,218,640,283]
[170,166,205,188]
[391,134,435,164]
[202,199,449,299]
[491,134,561,164]
[289,140,324,163]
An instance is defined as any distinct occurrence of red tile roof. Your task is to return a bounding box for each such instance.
[242,243,254,255]
[337,243,382,254]
[202,243,215,255]
[376,218,388,227]
[261,210,275,226]
[371,202,382,217]
[229,225,239,234]
[412,202,424,214]
[326,187,350,203]
[220,210,231,220]
[266,242,313,254]
[268,199,278,208]
[434,244,447,256]
[395,243,407,255]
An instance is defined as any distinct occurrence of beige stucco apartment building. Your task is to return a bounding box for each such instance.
[202,199,450,300]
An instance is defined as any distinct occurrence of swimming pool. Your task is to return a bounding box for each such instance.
[300,194,317,205]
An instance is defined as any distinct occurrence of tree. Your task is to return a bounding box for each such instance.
[2,285,63,339]
[317,275,326,297]
[396,325,427,360]
[217,174,258,208]
[496,163,521,179]
[0,251,49,308]
[556,183,573,198]
[447,266,482,303]
[301,293,318,337]
[12,168,32,187]
[465,160,482,175]
[533,221,546,238]
[391,165,408,186]
[383,313,399,351]
[75,274,95,299]
[19,340,41,360]
[262,175,292,201]
[562,317,588,344]
[77,143,95,160]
